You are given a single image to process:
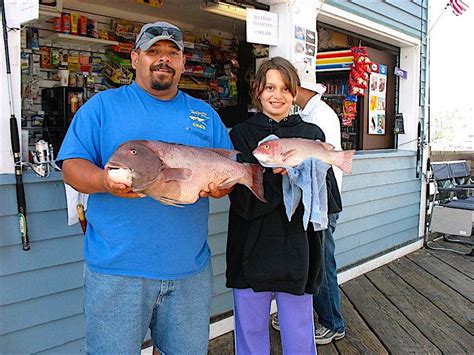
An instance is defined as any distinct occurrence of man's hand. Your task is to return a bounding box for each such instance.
[272,167,288,175]
[199,183,234,199]
[103,169,145,199]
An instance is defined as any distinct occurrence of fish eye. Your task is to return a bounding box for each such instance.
[130,149,137,155]
[263,144,270,149]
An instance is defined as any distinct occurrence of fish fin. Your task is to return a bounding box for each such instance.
[319,141,335,151]
[242,163,266,203]
[335,150,356,174]
[155,196,185,207]
[281,149,297,164]
[206,148,240,160]
[217,176,241,189]
[162,168,193,182]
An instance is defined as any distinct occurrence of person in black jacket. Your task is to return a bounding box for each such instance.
[227,57,342,354]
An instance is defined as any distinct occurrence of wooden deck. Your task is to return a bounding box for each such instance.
[208,239,473,354]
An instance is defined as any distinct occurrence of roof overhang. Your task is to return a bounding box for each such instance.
[319,3,421,47]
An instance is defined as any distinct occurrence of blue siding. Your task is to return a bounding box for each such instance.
[336,151,420,268]
[1,261,83,305]
[325,0,426,38]
[0,314,85,354]
[37,338,86,355]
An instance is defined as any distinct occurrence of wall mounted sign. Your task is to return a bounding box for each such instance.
[394,67,408,79]
[246,9,278,46]
[368,63,387,135]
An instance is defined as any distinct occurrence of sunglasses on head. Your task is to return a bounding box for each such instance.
[135,26,184,48]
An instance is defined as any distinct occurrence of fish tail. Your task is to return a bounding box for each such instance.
[335,150,356,174]
[242,163,266,203]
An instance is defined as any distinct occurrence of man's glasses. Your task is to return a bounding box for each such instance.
[135,26,184,49]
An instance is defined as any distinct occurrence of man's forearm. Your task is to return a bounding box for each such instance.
[62,159,106,194]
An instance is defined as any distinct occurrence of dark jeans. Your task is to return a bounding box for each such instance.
[313,213,345,332]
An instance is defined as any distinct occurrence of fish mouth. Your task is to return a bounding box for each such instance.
[105,163,155,191]
[252,150,263,158]
[104,161,130,170]
[104,162,135,179]
[252,152,269,163]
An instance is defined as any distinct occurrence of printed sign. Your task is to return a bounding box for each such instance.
[19,0,39,24]
[368,64,387,135]
[394,67,408,79]
[246,9,278,46]
[292,24,317,85]
[394,113,405,134]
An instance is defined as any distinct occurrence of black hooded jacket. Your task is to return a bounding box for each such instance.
[226,112,342,295]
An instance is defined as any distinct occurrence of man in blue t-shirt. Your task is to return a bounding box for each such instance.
[57,21,233,354]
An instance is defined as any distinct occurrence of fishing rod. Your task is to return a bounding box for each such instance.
[1,0,30,251]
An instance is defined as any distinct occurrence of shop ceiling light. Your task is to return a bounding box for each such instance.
[201,1,248,21]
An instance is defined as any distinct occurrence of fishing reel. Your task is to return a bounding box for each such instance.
[25,140,61,177]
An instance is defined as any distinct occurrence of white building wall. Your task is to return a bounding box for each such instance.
[398,45,421,152]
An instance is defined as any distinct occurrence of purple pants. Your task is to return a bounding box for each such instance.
[233,288,316,355]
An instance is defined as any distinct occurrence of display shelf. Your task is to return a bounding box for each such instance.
[39,8,61,18]
[48,33,119,46]
[178,84,208,91]
[324,94,346,98]
[185,55,212,64]
[183,72,214,79]
[184,42,210,50]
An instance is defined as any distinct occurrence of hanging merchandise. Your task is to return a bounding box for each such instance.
[342,95,357,127]
[349,46,372,96]
[27,27,40,49]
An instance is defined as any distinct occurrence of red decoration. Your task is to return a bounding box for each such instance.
[349,46,372,96]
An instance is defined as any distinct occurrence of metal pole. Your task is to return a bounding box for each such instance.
[1,0,30,250]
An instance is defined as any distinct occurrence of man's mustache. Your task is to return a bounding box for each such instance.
[150,64,175,74]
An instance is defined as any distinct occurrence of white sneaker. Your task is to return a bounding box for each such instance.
[315,324,345,345]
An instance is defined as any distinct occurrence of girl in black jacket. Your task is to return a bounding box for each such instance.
[227,57,342,354]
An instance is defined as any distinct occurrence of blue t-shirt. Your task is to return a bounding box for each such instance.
[57,81,233,279]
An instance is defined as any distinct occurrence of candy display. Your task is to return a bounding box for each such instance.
[349,46,372,96]
[61,12,71,34]
[70,13,79,35]
[53,12,99,39]
[342,95,358,126]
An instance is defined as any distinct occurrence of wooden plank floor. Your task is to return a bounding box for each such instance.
[208,239,473,354]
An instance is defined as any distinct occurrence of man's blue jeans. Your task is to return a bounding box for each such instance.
[84,260,213,354]
[313,213,345,332]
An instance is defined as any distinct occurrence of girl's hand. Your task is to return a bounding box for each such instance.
[272,167,287,175]
[199,183,234,198]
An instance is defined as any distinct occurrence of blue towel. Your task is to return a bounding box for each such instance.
[282,158,330,231]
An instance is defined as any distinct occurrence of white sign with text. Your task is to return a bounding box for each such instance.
[246,9,278,46]
[19,0,39,24]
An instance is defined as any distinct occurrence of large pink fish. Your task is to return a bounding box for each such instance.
[253,138,355,174]
[105,140,265,206]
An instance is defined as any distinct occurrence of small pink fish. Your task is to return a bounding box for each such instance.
[106,140,266,206]
[253,138,355,174]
